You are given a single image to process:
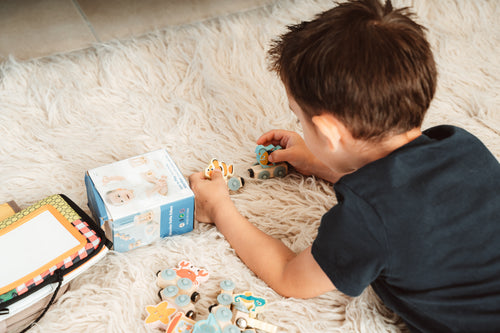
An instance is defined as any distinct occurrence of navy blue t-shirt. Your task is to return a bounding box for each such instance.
[311,125,500,332]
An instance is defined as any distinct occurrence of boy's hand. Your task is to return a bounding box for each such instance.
[257,130,329,178]
[188,169,233,223]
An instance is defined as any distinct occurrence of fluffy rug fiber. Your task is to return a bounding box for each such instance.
[1,0,498,332]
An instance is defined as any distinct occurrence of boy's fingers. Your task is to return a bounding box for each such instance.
[268,149,286,163]
[256,130,274,145]
[257,129,285,146]
[211,168,223,180]
[189,172,204,185]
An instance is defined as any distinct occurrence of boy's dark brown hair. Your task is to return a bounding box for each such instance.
[268,0,437,140]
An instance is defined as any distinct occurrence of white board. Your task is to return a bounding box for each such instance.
[0,207,86,294]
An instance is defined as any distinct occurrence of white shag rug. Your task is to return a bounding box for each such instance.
[0,0,498,332]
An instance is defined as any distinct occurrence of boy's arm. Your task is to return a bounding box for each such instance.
[189,170,336,298]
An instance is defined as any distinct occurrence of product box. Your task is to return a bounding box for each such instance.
[85,149,194,252]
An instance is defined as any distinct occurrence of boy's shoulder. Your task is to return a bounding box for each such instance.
[421,124,487,148]
[340,125,499,192]
[331,124,499,230]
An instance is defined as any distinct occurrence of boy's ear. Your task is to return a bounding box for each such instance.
[311,113,342,150]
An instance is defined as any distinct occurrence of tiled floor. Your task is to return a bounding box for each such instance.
[0,0,275,61]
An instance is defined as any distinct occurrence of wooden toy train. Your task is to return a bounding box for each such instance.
[144,261,277,333]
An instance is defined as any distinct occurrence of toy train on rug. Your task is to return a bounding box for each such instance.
[144,261,278,333]
[204,144,288,191]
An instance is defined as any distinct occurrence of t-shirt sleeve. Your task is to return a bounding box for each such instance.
[311,184,389,297]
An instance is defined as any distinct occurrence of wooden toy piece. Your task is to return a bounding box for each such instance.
[157,261,210,290]
[217,280,236,308]
[174,260,210,286]
[158,276,198,301]
[219,279,236,293]
[227,176,244,192]
[166,312,196,333]
[232,309,277,333]
[157,268,178,289]
[255,144,281,168]
[159,283,196,316]
[157,261,210,320]
[204,305,276,333]
[233,291,266,318]
[247,162,287,179]
[205,283,277,333]
[211,305,236,331]
[205,158,234,180]
[204,159,245,191]
[172,293,197,319]
[192,313,222,333]
[248,145,288,180]
[144,300,178,331]
[231,291,277,332]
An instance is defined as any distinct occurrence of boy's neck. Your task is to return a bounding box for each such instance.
[342,128,422,173]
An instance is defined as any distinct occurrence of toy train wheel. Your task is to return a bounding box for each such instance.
[248,168,255,178]
[258,170,270,179]
[208,303,218,313]
[186,310,196,320]
[227,177,242,191]
[191,291,200,303]
[236,317,248,329]
[273,166,287,178]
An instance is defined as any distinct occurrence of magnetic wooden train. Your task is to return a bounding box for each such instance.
[144,261,278,333]
[204,144,289,191]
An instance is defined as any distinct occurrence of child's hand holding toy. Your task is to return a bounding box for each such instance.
[257,129,341,183]
[189,169,233,224]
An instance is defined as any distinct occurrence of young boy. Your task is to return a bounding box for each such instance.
[189,0,500,331]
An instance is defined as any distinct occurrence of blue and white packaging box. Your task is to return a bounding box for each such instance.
[85,149,194,252]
